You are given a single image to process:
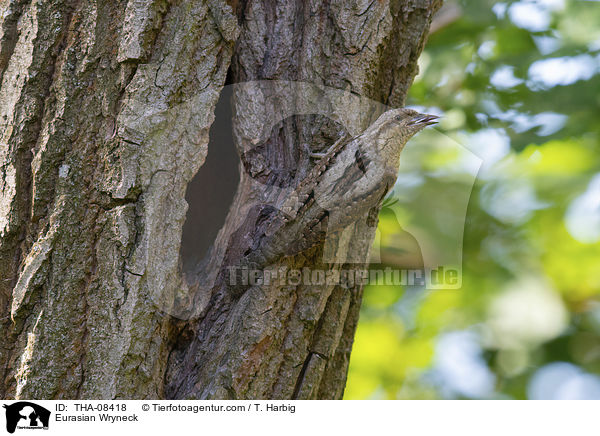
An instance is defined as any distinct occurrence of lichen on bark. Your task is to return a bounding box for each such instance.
[0,0,440,399]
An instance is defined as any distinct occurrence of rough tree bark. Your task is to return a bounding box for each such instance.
[0,0,441,399]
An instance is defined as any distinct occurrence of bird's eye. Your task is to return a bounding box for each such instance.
[394,114,403,122]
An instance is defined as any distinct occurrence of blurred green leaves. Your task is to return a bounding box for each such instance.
[345,0,600,399]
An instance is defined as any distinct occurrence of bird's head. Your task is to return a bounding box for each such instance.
[367,107,439,164]
[385,107,439,134]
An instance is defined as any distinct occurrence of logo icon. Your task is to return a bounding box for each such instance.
[2,402,50,433]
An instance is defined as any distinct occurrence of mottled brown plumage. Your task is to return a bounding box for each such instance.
[231,108,438,276]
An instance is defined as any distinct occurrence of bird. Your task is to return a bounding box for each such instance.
[225,108,439,289]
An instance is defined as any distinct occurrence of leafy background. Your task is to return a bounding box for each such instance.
[345,0,600,399]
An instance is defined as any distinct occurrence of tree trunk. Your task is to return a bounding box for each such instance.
[0,0,440,400]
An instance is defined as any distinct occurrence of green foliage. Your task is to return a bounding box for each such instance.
[346,0,600,399]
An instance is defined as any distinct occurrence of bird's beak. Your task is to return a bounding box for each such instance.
[407,114,439,127]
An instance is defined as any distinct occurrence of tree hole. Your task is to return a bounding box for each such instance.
[180,85,239,276]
